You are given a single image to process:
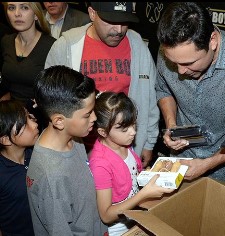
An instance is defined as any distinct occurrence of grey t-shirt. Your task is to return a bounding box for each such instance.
[27,138,107,236]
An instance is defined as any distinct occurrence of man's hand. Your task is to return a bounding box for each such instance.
[180,158,209,180]
[141,149,153,169]
[163,130,189,150]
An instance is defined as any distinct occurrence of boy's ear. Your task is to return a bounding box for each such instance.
[51,114,65,130]
[0,135,11,146]
[97,128,107,138]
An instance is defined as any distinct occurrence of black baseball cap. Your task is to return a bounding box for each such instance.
[90,2,139,23]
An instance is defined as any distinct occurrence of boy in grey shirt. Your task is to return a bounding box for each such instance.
[26,65,107,236]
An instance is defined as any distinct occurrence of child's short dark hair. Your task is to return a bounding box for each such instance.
[34,65,96,119]
[0,100,27,150]
[95,92,137,134]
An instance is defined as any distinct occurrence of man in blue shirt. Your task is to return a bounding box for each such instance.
[156,2,225,181]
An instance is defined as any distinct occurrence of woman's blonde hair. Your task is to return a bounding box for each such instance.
[2,2,50,34]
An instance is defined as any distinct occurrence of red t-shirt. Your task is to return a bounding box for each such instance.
[81,34,131,153]
[80,34,131,95]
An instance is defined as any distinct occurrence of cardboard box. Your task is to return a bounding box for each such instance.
[138,180,195,210]
[122,224,153,236]
[137,157,191,189]
[124,177,225,236]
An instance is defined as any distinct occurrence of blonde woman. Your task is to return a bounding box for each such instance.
[0,2,55,131]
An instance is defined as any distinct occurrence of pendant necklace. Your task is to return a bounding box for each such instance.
[18,51,24,58]
[17,39,28,58]
[17,32,39,58]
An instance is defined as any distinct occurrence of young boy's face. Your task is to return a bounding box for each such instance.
[64,92,97,137]
[11,114,39,147]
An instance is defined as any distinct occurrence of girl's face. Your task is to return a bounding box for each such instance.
[11,113,39,147]
[6,2,37,32]
[104,113,136,147]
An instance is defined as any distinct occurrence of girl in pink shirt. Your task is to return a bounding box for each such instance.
[89,91,174,236]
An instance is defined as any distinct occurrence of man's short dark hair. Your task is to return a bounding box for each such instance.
[157,2,214,50]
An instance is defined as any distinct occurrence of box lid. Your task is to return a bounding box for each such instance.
[124,178,225,236]
[124,210,182,236]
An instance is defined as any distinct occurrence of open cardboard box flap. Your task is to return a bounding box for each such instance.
[124,177,225,236]
[124,210,182,236]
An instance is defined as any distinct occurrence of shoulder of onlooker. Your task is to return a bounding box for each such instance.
[67,6,89,17]
[0,22,13,34]
[61,23,91,43]
[1,32,16,44]
[127,28,143,40]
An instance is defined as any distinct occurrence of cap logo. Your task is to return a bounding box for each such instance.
[114,2,126,12]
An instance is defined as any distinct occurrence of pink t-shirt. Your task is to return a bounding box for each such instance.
[89,139,142,203]
[80,34,131,95]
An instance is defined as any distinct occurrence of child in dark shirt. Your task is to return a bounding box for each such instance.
[0,100,39,236]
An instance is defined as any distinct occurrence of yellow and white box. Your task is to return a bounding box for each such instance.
[137,157,192,189]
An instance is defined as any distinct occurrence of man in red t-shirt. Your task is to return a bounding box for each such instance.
[45,2,160,169]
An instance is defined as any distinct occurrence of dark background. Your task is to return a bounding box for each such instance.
[130,2,225,62]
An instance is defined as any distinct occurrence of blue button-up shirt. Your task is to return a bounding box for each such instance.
[156,29,225,181]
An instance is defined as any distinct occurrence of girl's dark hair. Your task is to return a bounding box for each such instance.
[0,100,27,150]
[95,92,137,135]
[157,2,214,50]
